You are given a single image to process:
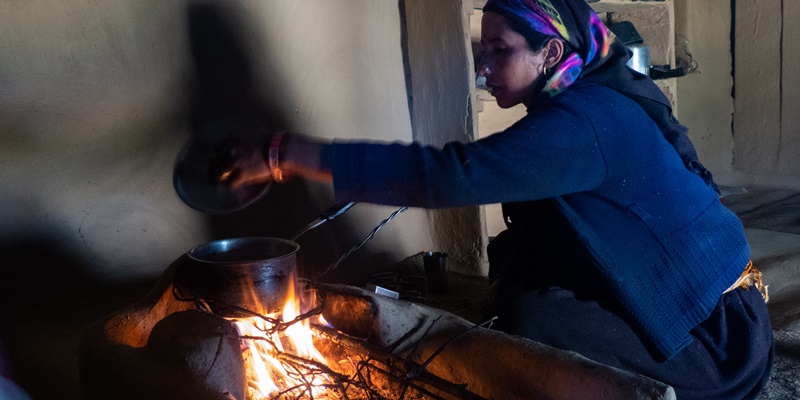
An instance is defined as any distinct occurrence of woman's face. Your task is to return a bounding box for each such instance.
[478,12,547,109]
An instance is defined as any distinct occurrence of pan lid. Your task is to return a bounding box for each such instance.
[173,118,270,214]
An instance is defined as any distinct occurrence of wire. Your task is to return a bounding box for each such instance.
[315,206,408,280]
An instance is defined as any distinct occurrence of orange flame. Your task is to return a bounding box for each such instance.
[232,278,332,399]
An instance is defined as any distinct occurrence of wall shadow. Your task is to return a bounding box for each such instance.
[183,2,371,281]
[0,234,157,400]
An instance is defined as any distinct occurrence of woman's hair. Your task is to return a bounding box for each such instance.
[483,5,555,52]
[509,17,554,51]
[483,4,574,69]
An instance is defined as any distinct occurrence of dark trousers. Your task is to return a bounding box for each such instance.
[491,284,774,400]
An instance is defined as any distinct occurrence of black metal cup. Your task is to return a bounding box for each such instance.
[423,251,448,293]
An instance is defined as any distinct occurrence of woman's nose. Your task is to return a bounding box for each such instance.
[477,54,491,77]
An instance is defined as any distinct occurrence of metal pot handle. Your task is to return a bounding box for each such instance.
[290,202,357,241]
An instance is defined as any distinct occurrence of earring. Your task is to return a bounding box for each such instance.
[544,66,550,76]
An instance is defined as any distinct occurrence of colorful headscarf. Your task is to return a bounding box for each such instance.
[483,0,717,191]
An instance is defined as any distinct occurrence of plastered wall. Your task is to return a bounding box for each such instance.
[673,0,735,179]
[0,1,200,282]
[674,0,800,189]
[731,0,800,188]
[1,1,477,398]
[0,0,478,292]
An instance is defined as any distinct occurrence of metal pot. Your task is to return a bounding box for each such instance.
[180,237,300,317]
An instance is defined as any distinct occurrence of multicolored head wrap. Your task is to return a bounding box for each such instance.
[484,0,613,97]
[483,0,719,191]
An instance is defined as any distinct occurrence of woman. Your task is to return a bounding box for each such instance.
[227,0,773,398]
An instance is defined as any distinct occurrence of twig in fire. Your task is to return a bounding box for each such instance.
[171,284,326,335]
[240,334,357,399]
[312,324,487,400]
[173,286,403,398]
[314,207,408,280]
[171,286,366,399]
[172,271,490,399]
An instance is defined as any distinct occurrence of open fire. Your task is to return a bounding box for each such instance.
[229,277,466,400]
[226,276,493,400]
[232,278,334,399]
[80,255,677,400]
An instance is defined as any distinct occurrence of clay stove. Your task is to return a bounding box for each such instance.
[79,254,676,400]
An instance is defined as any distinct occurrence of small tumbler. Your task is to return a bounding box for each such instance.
[423,251,448,293]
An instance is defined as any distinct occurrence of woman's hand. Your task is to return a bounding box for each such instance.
[228,143,272,189]
[209,135,272,189]
[210,130,334,189]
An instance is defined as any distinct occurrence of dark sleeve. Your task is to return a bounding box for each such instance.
[328,103,607,208]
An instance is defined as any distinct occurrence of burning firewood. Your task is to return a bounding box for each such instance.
[81,256,675,400]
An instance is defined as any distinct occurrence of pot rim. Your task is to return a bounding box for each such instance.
[187,237,300,265]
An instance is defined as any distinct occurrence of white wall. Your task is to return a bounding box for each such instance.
[675,0,800,190]
[0,0,201,281]
[0,0,462,286]
[731,0,800,188]
[405,0,486,274]
[0,2,476,397]
[673,0,735,180]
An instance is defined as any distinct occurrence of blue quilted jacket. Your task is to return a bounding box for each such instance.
[326,81,749,359]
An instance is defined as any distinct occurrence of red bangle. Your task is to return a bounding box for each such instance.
[268,132,285,183]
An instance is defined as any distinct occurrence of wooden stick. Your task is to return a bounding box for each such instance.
[311,324,486,400]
